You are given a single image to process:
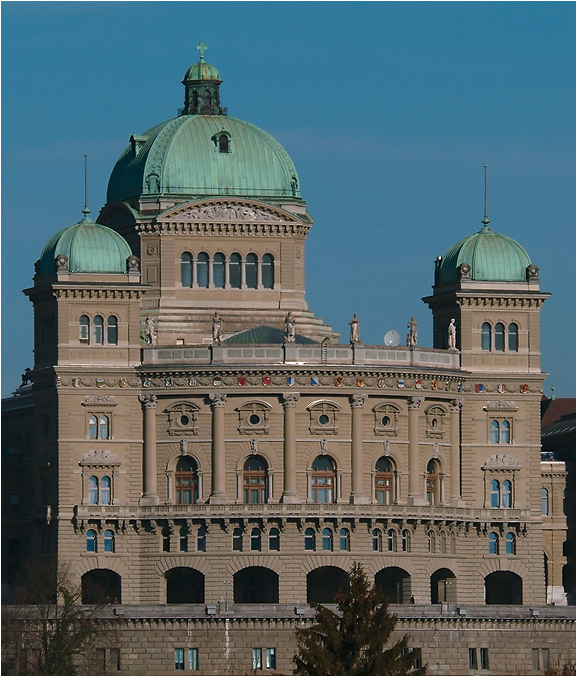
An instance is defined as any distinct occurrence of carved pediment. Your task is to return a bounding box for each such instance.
[81,395,118,407]
[482,453,521,470]
[80,449,121,466]
[158,199,300,225]
[484,401,518,412]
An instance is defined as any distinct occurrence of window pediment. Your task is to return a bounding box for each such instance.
[482,453,521,470]
[80,449,120,466]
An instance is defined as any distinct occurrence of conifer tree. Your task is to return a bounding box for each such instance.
[294,562,426,675]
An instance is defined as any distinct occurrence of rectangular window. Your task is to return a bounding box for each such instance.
[110,648,120,671]
[469,648,478,670]
[95,648,106,673]
[412,648,422,670]
[252,648,262,670]
[480,648,489,670]
[266,648,276,670]
[188,648,199,671]
[532,648,540,670]
[541,649,549,672]
[175,648,185,670]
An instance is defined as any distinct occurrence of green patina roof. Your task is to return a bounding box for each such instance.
[107,115,300,203]
[438,225,532,284]
[223,326,319,345]
[38,213,133,274]
[183,60,221,82]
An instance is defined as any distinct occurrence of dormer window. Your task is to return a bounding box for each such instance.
[213,132,231,153]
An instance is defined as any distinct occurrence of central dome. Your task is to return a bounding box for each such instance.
[107,115,300,203]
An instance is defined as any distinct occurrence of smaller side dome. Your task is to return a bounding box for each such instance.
[438,225,533,284]
[37,213,133,274]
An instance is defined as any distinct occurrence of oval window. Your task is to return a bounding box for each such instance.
[382,415,391,427]
[180,415,190,426]
[249,414,261,426]
[319,414,330,425]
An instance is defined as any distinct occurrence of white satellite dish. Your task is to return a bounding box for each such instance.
[384,330,401,346]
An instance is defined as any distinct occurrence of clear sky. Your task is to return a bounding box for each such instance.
[2,1,575,397]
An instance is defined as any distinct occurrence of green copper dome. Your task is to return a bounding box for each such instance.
[438,225,532,284]
[38,213,133,274]
[183,60,221,82]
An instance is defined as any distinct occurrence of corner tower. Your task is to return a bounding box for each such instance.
[99,47,337,344]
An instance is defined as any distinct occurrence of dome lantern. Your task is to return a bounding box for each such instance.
[181,41,226,116]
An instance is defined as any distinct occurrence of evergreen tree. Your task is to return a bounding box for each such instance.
[294,562,426,675]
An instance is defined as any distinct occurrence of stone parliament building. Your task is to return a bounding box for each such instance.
[2,49,574,675]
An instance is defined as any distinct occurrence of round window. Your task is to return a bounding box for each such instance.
[318,414,330,426]
[381,415,391,427]
[431,418,438,428]
[179,415,190,426]
[249,413,261,426]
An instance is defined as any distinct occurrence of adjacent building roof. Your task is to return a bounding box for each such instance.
[223,326,318,345]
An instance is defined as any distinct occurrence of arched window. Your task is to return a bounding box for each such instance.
[502,480,512,508]
[426,460,439,506]
[100,476,111,505]
[495,323,505,351]
[232,528,243,552]
[339,528,350,551]
[229,253,241,289]
[196,252,209,288]
[88,416,98,440]
[175,457,199,505]
[245,253,258,289]
[401,529,411,553]
[213,252,225,288]
[375,456,394,505]
[490,479,500,508]
[93,315,104,345]
[541,488,549,515]
[387,529,397,552]
[481,322,492,351]
[501,420,511,444]
[322,528,333,551]
[304,527,316,551]
[107,316,118,345]
[311,456,335,504]
[490,420,500,444]
[179,526,188,552]
[218,134,229,153]
[243,455,268,504]
[250,528,261,552]
[99,415,109,440]
[269,528,280,551]
[428,531,436,553]
[489,532,499,555]
[439,531,447,554]
[181,252,193,287]
[508,323,519,351]
[103,530,115,553]
[79,315,90,343]
[86,529,97,552]
[372,528,382,552]
[261,254,274,289]
[505,532,516,555]
[88,476,99,505]
[197,527,207,552]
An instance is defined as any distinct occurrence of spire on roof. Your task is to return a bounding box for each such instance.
[482,164,491,229]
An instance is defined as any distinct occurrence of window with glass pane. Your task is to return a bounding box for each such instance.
[196,252,209,288]
[481,322,491,350]
[107,316,118,344]
[268,528,280,551]
[179,526,188,552]
[541,488,549,515]
[100,476,111,505]
[93,315,104,345]
[428,531,436,553]
[175,648,185,670]
[229,253,241,288]
[99,415,109,439]
[188,648,199,671]
[494,323,505,351]
[375,456,393,504]
[252,648,262,670]
[213,253,225,288]
[490,420,500,444]
[372,529,382,552]
[245,253,258,289]
[218,134,229,153]
[88,476,99,504]
[86,529,97,552]
[197,528,207,552]
[480,648,489,670]
[469,648,478,670]
[500,420,510,444]
[426,460,438,505]
[505,532,516,554]
[181,253,193,287]
[508,323,518,351]
[232,528,243,551]
[266,648,276,670]
[243,455,268,504]
[311,456,335,503]
[489,532,498,554]
[322,528,333,551]
[88,416,98,440]
[502,480,512,508]
[250,528,261,551]
[162,529,170,552]
[79,315,90,343]
[401,529,410,552]
[490,480,500,508]
[104,530,114,553]
[304,528,315,551]
[387,529,396,552]
[261,254,274,289]
[175,457,198,504]
[339,528,349,551]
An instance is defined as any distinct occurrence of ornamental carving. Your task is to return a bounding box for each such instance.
[163,200,297,224]
[482,453,521,470]
[82,395,118,407]
[484,401,518,411]
[80,449,121,466]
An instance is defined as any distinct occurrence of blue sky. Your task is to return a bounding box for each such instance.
[2,1,575,397]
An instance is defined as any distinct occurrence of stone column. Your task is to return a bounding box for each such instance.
[280,393,300,503]
[350,394,369,504]
[407,396,426,506]
[449,399,465,506]
[139,394,159,505]
[209,393,228,504]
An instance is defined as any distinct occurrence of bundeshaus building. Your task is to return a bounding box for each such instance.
[2,47,573,675]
